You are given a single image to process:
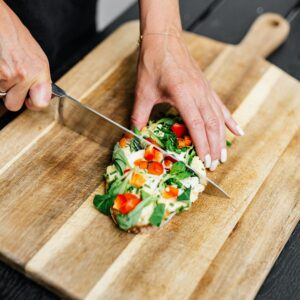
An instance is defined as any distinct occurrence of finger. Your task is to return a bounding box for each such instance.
[215,96,245,136]
[199,99,221,170]
[4,82,29,111]
[211,92,227,163]
[0,61,19,92]
[176,97,211,168]
[27,81,52,110]
[131,93,155,130]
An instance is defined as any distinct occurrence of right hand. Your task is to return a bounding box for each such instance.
[0,1,52,111]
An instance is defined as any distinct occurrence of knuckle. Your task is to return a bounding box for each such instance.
[190,118,204,129]
[130,114,142,125]
[169,82,188,97]
[15,66,27,81]
[0,63,12,81]
[205,116,220,131]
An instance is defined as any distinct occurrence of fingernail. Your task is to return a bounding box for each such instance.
[210,160,219,171]
[204,154,211,168]
[236,125,245,136]
[221,148,227,163]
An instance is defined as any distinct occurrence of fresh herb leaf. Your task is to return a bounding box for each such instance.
[149,203,166,227]
[156,117,175,126]
[226,140,232,147]
[171,162,186,174]
[176,171,192,180]
[170,161,192,179]
[165,177,183,188]
[133,127,142,135]
[178,187,191,201]
[93,194,114,216]
[148,132,164,147]
[187,149,196,165]
[130,138,142,152]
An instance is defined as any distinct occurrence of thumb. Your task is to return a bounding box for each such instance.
[26,81,52,110]
[131,96,154,130]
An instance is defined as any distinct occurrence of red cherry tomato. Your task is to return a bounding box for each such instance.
[171,123,186,138]
[121,193,141,214]
[147,161,164,175]
[163,186,179,198]
[113,194,127,210]
[144,145,155,161]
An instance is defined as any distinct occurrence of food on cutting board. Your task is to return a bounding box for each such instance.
[93,115,208,233]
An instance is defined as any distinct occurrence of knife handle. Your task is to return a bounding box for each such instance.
[0,83,65,99]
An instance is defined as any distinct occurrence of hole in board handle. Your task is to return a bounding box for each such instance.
[270,19,280,27]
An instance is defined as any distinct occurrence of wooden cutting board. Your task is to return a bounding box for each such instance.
[1,13,300,300]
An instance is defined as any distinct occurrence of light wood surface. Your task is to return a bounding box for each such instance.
[0,14,300,300]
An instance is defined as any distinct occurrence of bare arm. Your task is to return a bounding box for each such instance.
[0,0,51,111]
[133,0,244,170]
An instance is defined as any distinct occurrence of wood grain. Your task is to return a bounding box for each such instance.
[0,16,300,300]
[190,125,300,300]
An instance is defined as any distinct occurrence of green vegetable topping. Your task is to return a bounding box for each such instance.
[112,144,129,175]
[94,178,128,215]
[149,203,166,227]
[177,187,191,201]
[116,191,155,230]
[226,140,232,147]
[170,161,192,179]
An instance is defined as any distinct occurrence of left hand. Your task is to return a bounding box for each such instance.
[131,34,243,171]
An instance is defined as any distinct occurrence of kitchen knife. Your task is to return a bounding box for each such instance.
[0,84,230,198]
[52,83,230,198]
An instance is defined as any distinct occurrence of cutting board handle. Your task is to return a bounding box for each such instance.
[239,13,290,58]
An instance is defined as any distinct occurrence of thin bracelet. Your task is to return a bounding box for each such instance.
[138,32,181,45]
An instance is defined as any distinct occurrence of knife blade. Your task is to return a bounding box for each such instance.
[52,83,230,198]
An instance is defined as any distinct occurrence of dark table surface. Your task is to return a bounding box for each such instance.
[1,0,300,299]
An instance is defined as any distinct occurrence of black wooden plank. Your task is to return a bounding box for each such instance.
[256,222,300,300]
[0,261,58,300]
[191,1,300,299]
[269,6,300,80]
[192,0,299,44]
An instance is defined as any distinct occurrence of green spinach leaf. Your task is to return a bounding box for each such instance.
[177,187,191,201]
[93,194,114,216]
[149,203,166,227]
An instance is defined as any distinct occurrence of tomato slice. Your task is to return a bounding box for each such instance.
[177,138,186,148]
[184,135,192,146]
[144,145,155,161]
[171,123,186,138]
[163,159,173,169]
[124,132,133,139]
[113,194,127,210]
[119,137,127,148]
[163,186,179,199]
[147,161,164,175]
[121,193,141,214]
[134,159,148,169]
[131,173,146,188]
[154,149,163,162]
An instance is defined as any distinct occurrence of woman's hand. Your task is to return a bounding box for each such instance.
[132,35,244,171]
[0,1,52,111]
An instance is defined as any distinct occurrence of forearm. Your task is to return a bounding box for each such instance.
[138,0,182,35]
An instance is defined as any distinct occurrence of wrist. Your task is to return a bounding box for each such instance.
[139,0,182,35]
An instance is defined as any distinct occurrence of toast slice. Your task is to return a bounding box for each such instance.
[93,116,207,232]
